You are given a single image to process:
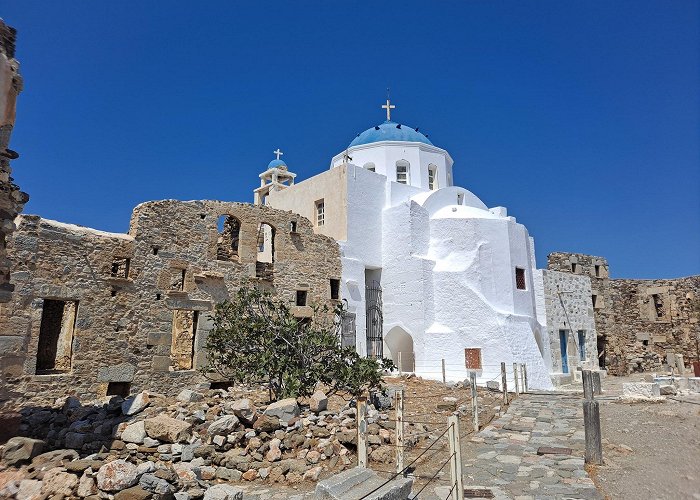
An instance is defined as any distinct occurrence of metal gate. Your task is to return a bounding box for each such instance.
[365,280,383,358]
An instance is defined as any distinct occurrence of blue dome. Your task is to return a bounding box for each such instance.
[349,121,433,148]
[267,159,287,169]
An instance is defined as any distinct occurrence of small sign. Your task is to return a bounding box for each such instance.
[464,348,482,370]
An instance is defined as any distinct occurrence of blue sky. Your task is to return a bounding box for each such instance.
[3,1,699,279]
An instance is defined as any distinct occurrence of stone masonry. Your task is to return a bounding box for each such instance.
[548,252,700,375]
[0,200,341,410]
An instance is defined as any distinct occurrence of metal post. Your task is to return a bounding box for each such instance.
[470,372,479,433]
[582,370,603,465]
[395,388,404,473]
[513,362,520,396]
[448,415,465,500]
[522,363,529,393]
[357,397,368,468]
[501,362,508,405]
[520,363,526,393]
[442,358,447,385]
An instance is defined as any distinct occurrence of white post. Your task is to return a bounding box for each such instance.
[520,363,526,393]
[395,388,404,473]
[470,372,479,433]
[448,415,465,500]
[398,352,403,376]
[442,358,447,385]
[513,362,520,396]
[357,397,368,468]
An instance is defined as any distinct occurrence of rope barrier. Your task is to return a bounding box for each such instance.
[411,451,455,499]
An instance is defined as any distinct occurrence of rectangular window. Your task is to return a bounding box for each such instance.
[111,257,130,278]
[592,294,598,308]
[171,269,186,291]
[652,294,664,318]
[396,165,408,184]
[330,278,340,300]
[289,220,297,233]
[594,265,600,278]
[578,330,586,361]
[36,299,78,373]
[296,290,307,306]
[571,262,578,273]
[428,167,437,190]
[315,200,325,227]
[515,268,526,290]
[464,348,483,370]
[171,310,198,370]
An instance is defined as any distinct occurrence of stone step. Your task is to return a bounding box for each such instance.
[315,467,413,500]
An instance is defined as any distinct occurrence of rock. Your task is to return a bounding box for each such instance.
[208,415,240,436]
[41,468,78,497]
[139,473,174,495]
[143,437,160,448]
[215,467,242,482]
[144,415,192,443]
[114,485,152,500]
[622,382,661,398]
[242,469,258,481]
[370,446,394,463]
[175,493,190,500]
[97,459,139,491]
[121,392,151,416]
[253,414,281,432]
[2,437,45,465]
[64,459,104,473]
[203,484,244,500]
[263,398,300,422]
[486,380,500,390]
[336,430,356,446]
[64,432,87,449]
[306,450,321,464]
[121,421,147,444]
[230,399,257,424]
[304,465,323,481]
[31,449,79,469]
[266,438,282,462]
[16,479,42,500]
[310,391,328,413]
[177,389,204,402]
[77,474,97,497]
[659,384,677,396]
[136,461,156,476]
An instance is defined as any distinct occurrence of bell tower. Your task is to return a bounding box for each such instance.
[253,149,297,205]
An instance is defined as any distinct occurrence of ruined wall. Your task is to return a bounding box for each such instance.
[0,200,341,409]
[548,252,700,375]
[0,20,28,302]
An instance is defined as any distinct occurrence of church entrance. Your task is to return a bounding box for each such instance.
[365,280,383,358]
[385,326,414,372]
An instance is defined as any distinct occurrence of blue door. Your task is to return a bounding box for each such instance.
[559,330,569,374]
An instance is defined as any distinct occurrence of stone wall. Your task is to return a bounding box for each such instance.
[547,252,700,375]
[0,200,341,410]
[0,20,28,302]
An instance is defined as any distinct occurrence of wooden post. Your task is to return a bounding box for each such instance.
[398,352,403,376]
[513,362,520,397]
[582,369,594,400]
[522,363,529,393]
[470,372,479,433]
[592,371,601,396]
[442,358,447,385]
[501,362,508,405]
[357,397,368,468]
[448,415,465,500]
[395,388,404,473]
[519,363,526,393]
[582,370,603,465]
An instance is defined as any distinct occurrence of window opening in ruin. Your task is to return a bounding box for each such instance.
[642,339,649,346]
[396,160,409,184]
[515,268,526,290]
[315,200,325,227]
[171,310,198,370]
[36,299,78,373]
[210,381,233,390]
[256,223,275,262]
[152,247,159,255]
[296,290,308,306]
[594,265,600,277]
[106,382,131,398]
[330,278,340,300]
[652,294,664,318]
[156,293,161,300]
[111,257,130,278]
[464,348,483,370]
[200,214,206,220]
[171,269,186,291]
[111,290,117,297]
[216,215,241,262]
[577,330,586,361]
[428,165,438,190]
[592,294,598,308]
[341,312,357,348]
[571,262,578,273]
[289,220,297,233]
[364,162,376,172]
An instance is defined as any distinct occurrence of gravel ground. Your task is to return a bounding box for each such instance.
[589,374,700,500]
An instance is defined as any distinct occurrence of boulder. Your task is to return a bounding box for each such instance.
[16,479,42,500]
[263,398,300,422]
[2,437,44,465]
[230,399,257,424]
[203,484,244,500]
[114,485,152,500]
[253,414,281,432]
[77,474,97,497]
[208,415,240,436]
[144,415,192,443]
[64,432,87,449]
[622,382,661,398]
[121,392,151,416]
[266,438,282,462]
[659,384,677,396]
[121,421,147,444]
[41,468,78,497]
[177,389,204,403]
[310,391,328,413]
[139,473,174,495]
[97,459,139,491]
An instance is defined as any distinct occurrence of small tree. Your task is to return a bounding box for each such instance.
[203,284,394,401]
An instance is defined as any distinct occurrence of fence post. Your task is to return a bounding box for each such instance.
[582,370,603,465]
[442,358,447,385]
[357,397,368,468]
[513,362,520,397]
[501,362,508,406]
[395,388,404,474]
[398,352,403,376]
[448,415,465,500]
[522,363,529,393]
[470,372,479,433]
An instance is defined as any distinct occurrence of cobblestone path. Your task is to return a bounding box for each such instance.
[462,393,602,499]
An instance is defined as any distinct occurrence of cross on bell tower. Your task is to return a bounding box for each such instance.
[382,98,395,122]
[273,148,283,160]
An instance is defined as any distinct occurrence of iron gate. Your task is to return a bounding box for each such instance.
[365,280,383,358]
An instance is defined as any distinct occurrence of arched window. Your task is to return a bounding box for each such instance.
[396,160,410,185]
[363,162,376,172]
[216,215,241,261]
[428,164,438,190]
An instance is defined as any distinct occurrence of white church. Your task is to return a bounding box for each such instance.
[257,100,600,390]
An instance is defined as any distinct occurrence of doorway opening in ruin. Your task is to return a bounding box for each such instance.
[256,223,275,280]
[216,215,241,261]
[36,299,78,374]
[597,334,607,369]
[171,310,199,370]
[385,326,414,372]
[106,382,131,397]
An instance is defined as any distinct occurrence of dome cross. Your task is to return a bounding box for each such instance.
[382,98,395,122]
[273,148,284,160]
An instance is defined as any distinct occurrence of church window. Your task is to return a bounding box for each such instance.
[111,257,130,278]
[330,278,340,300]
[296,290,307,306]
[428,165,438,190]
[315,200,325,227]
[364,162,376,172]
[36,299,77,373]
[396,160,410,184]
[216,215,241,262]
[515,268,526,290]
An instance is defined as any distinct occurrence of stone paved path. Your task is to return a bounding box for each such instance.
[462,393,602,499]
